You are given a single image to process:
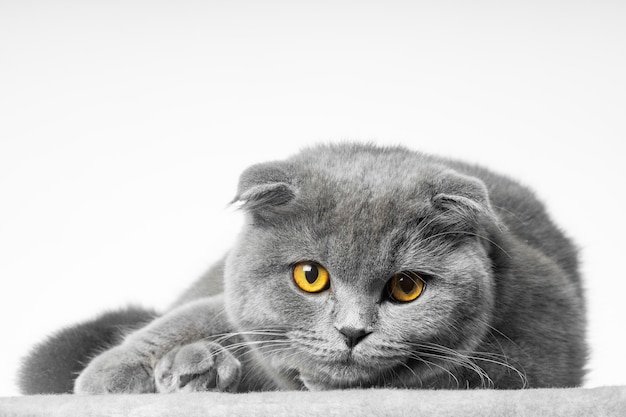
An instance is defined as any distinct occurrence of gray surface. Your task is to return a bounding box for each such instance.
[1,387,625,417]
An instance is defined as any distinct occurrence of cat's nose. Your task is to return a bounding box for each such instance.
[337,326,371,349]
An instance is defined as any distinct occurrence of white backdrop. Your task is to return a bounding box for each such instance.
[1,1,624,396]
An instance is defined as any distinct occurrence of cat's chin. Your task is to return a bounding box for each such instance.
[296,362,381,391]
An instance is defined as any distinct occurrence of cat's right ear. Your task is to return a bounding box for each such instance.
[232,162,297,218]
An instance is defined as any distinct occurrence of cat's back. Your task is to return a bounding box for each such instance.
[440,156,580,284]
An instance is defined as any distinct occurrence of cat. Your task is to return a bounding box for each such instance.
[18,143,587,394]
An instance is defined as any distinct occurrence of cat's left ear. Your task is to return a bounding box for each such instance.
[232,161,297,216]
[431,170,498,231]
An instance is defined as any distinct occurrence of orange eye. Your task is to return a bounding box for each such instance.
[387,272,425,303]
[293,262,330,293]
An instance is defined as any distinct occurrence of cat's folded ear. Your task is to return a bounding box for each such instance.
[430,170,498,232]
[232,162,297,218]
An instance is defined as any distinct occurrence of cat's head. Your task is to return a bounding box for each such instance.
[224,144,500,390]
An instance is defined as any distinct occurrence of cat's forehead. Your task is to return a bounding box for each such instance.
[286,174,431,279]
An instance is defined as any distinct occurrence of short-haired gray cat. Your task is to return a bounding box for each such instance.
[19,143,587,394]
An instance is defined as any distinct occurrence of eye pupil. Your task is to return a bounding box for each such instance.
[304,264,319,284]
[397,276,415,294]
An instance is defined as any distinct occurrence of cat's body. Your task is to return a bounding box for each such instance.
[19,143,586,394]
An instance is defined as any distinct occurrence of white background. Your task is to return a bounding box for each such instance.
[1,1,624,396]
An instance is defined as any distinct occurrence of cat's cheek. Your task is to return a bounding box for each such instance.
[374,299,421,345]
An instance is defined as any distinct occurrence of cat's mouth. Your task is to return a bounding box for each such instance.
[298,366,375,390]
[295,355,397,390]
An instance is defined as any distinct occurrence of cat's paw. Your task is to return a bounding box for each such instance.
[74,346,155,394]
[154,341,241,393]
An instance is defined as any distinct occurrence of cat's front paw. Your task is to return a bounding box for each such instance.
[74,346,155,394]
[155,341,241,393]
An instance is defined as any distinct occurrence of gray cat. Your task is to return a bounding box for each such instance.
[19,143,586,394]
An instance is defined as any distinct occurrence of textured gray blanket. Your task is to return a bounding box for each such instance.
[1,387,625,417]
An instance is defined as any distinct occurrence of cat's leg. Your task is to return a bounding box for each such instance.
[74,295,242,394]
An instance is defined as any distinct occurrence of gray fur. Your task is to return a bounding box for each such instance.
[18,307,157,394]
[23,143,587,394]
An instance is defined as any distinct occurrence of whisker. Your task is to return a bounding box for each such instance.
[405,340,528,388]
[490,204,528,228]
